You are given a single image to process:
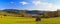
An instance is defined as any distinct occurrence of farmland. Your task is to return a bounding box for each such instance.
[0,16,60,24]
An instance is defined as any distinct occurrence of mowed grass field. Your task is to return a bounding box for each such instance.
[0,16,60,24]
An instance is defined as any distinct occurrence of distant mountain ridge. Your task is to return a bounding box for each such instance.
[3,9,55,15]
[0,9,58,18]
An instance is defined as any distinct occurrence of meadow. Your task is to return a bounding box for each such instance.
[0,16,60,24]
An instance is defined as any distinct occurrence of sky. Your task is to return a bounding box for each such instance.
[0,0,60,11]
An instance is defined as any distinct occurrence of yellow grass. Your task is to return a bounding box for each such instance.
[0,16,60,24]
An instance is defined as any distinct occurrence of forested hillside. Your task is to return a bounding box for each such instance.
[0,9,60,18]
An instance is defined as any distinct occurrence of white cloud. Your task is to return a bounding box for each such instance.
[19,0,55,11]
[32,1,41,6]
[31,0,54,11]
[32,0,53,8]
[20,1,28,5]
[47,3,52,8]
[42,2,48,5]
[42,2,53,8]
[53,5,60,9]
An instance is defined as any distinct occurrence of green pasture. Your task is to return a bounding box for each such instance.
[0,16,60,24]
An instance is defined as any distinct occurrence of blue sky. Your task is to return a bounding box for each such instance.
[0,0,60,11]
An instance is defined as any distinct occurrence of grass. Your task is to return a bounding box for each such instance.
[0,16,60,24]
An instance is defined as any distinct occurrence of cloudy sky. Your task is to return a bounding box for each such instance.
[0,0,60,11]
